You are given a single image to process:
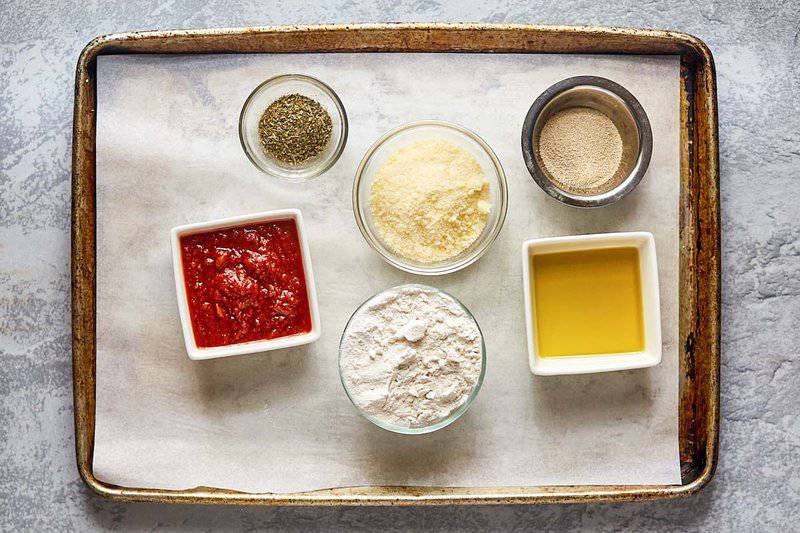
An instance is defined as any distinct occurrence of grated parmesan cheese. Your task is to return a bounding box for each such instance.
[369,138,491,263]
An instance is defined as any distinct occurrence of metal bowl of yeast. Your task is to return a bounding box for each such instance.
[521,76,653,208]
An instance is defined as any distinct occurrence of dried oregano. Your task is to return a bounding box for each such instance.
[258,94,333,165]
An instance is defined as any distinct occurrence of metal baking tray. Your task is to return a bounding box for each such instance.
[71,23,719,505]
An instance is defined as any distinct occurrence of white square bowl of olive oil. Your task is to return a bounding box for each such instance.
[522,232,662,376]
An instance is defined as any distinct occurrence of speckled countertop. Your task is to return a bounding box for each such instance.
[1,1,798,531]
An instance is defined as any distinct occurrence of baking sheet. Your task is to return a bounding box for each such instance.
[94,53,681,493]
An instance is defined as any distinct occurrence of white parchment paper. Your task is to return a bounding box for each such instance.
[94,53,681,492]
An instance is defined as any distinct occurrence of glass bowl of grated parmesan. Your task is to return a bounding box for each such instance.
[353,121,508,275]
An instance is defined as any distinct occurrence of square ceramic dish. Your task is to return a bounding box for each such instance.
[523,231,662,376]
[170,208,321,360]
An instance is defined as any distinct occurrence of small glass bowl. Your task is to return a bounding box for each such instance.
[353,121,508,275]
[338,284,486,434]
[239,74,348,181]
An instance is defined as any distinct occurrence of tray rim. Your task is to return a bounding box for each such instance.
[71,22,720,506]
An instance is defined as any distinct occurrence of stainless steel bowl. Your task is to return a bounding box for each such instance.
[521,76,653,208]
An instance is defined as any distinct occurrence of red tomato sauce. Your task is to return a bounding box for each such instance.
[179,219,311,348]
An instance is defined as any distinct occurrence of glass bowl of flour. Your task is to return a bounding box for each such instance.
[338,284,486,434]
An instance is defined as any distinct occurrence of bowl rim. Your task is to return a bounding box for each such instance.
[352,120,508,275]
[238,73,348,181]
[337,283,487,434]
[520,75,653,208]
[170,208,321,360]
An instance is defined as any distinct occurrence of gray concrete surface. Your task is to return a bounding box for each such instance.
[1,0,798,530]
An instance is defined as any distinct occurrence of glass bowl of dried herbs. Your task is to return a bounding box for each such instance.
[239,74,348,181]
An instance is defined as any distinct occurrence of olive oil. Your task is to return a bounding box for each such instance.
[531,247,644,357]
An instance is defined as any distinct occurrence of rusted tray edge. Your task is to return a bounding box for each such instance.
[71,23,720,506]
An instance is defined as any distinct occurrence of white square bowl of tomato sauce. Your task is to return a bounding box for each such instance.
[171,208,321,360]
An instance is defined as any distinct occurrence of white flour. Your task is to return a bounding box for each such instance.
[339,285,483,428]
